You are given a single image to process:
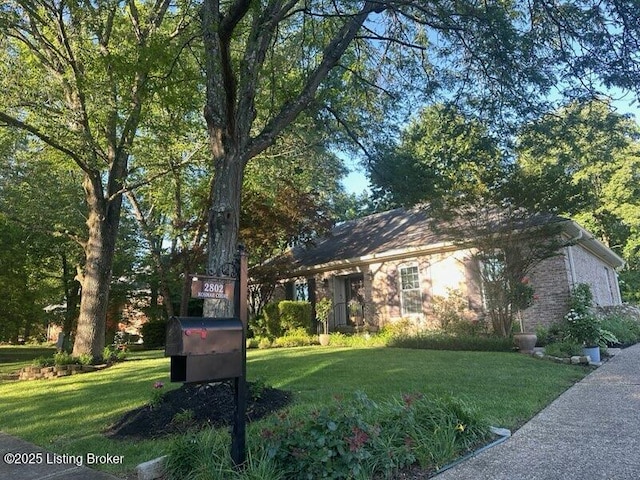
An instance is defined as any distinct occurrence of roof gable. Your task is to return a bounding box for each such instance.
[285,206,623,273]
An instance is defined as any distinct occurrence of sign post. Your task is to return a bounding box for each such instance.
[231,245,247,467]
[180,245,247,468]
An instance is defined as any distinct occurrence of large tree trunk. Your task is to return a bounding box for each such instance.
[72,176,123,361]
[200,1,382,320]
[204,153,245,317]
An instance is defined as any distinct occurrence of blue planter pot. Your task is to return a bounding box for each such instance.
[583,346,600,363]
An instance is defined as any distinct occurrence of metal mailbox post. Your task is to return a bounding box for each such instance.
[165,245,248,467]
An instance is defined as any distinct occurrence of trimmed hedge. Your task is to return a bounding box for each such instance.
[262,300,312,337]
[278,301,312,333]
[141,320,167,349]
[263,302,282,338]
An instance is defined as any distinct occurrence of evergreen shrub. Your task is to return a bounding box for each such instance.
[278,301,312,333]
[263,302,281,338]
[141,320,167,349]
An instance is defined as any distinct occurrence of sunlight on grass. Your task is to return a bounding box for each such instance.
[0,346,589,476]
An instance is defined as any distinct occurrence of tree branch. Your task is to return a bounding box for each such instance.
[108,144,206,201]
[324,105,375,161]
[4,213,86,249]
[0,112,92,174]
[236,0,298,146]
[246,1,387,160]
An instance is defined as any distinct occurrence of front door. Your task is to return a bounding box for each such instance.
[345,274,364,326]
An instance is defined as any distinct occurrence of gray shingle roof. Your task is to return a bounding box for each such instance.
[289,207,445,268]
[288,206,567,270]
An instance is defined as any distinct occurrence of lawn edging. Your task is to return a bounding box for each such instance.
[18,363,108,380]
[530,346,623,366]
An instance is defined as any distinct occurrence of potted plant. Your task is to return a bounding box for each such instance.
[316,298,332,346]
[564,309,617,362]
[348,298,363,327]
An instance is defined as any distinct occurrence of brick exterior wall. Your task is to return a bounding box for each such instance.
[567,244,622,306]
[521,252,572,330]
[521,243,622,331]
[274,240,622,335]
[348,249,475,330]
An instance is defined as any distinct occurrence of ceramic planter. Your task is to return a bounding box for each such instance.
[514,332,538,354]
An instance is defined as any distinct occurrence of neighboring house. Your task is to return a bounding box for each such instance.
[275,207,624,333]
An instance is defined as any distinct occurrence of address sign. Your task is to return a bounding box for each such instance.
[190,275,235,300]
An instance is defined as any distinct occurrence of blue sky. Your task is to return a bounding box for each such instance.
[342,162,371,195]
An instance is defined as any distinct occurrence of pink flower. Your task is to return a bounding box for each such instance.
[153,381,164,389]
[346,427,370,452]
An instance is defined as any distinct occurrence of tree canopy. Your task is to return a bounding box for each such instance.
[516,100,640,300]
[1,0,640,346]
[369,104,504,209]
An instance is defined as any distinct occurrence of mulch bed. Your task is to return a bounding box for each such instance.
[105,382,466,479]
[105,381,292,439]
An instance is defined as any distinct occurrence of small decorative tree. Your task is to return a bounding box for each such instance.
[435,205,565,338]
[316,298,333,335]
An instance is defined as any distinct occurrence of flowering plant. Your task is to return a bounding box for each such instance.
[564,309,617,347]
[150,381,165,407]
[564,284,618,348]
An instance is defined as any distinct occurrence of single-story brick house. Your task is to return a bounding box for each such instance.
[274,207,624,333]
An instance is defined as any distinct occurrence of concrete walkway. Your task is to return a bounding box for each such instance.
[0,432,121,480]
[435,343,640,480]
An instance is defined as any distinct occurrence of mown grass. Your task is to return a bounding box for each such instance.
[0,346,589,476]
[0,345,56,376]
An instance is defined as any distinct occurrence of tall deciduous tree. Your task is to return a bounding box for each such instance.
[0,131,85,343]
[0,1,189,359]
[369,104,504,209]
[198,1,639,314]
[515,100,640,300]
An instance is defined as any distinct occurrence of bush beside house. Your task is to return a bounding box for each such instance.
[256,300,312,339]
[533,284,640,359]
[141,320,167,349]
[278,301,312,333]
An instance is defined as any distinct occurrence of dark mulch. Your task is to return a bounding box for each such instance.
[105,381,292,439]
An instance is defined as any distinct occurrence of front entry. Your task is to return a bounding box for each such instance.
[345,274,365,326]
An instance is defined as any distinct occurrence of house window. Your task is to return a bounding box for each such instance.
[295,281,309,301]
[480,255,506,309]
[284,280,308,301]
[399,265,422,316]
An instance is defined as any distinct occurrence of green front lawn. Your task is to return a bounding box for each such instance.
[0,345,56,376]
[0,346,589,476]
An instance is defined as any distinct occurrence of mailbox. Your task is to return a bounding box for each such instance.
[165,316,244,383]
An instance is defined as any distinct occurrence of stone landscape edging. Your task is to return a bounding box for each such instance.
[17,363,108,380]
